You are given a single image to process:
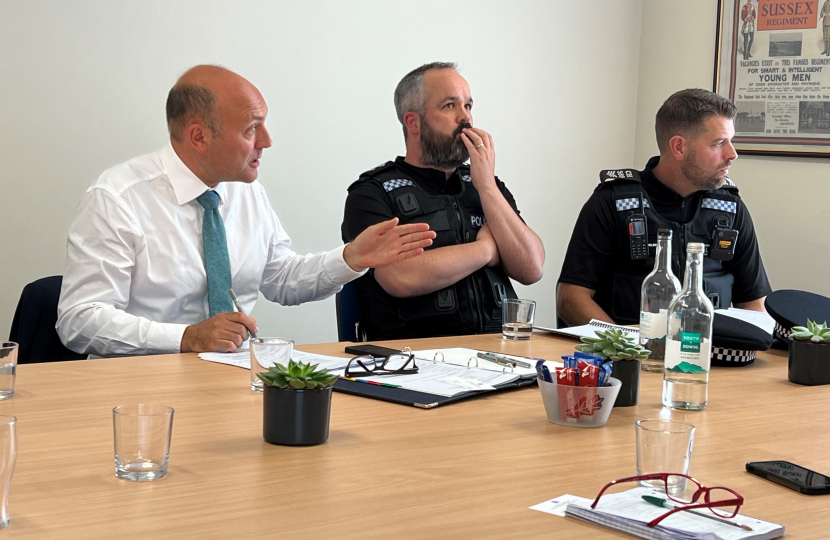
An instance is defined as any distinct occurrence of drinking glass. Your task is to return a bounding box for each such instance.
[250,338,293,391]
[635,419,695,495]
[0,415,17,529]
[502,299,536,340]
[0,343,19,400]
[113,404,174,481]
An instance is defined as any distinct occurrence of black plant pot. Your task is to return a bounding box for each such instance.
[610,359,641,407]
[788,338,830,386]
[262,385,332,445]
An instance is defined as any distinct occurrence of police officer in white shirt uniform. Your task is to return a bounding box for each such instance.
[57,65,435,357]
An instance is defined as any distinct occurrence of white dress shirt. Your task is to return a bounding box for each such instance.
[57,142,363,357]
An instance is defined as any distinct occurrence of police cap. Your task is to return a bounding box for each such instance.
[765,289,830,347]
[711,312,774,367]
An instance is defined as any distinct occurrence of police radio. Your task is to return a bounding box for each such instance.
[626,194,649,260]
[710,217,738,261]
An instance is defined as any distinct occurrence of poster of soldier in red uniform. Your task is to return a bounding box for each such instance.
[717,0,830,155]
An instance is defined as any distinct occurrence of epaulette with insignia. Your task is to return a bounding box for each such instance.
[458,164,472,183]
[364,161,397,176]
[348,161,398,192]
[599,168,641,185]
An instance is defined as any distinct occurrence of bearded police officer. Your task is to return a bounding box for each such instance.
[341,62,545,340]
[557,88,771,327]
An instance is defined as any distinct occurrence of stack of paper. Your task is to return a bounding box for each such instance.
[198,350,350,371]
[531,487,784,540]
[411,347,558,378]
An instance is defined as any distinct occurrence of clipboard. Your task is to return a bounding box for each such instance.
[333,376,536,409]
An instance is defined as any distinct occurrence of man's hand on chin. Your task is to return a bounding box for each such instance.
[343,218,436,271]
[181,312,258,353]
[460,127,498,194]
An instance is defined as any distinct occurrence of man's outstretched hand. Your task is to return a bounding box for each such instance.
[343,218,436,271]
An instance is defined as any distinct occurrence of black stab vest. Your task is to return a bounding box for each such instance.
[347,162,517,340]
[594,168,741,325]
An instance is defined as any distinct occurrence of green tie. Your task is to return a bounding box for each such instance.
[197,190,233,317]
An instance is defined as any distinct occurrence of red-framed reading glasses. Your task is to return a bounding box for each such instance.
[590,473,744,528]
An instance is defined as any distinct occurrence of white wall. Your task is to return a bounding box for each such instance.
[1,0,643,346]
[636,0,830,298]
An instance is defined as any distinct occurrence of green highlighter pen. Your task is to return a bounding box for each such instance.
[641,495,753,531]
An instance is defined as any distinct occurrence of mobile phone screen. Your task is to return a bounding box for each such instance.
[747,461,830,492]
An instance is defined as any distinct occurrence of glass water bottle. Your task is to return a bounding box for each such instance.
[662,242,713,410]
[640,229,681,372]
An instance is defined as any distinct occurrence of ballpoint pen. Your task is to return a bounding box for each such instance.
[227,288,258,339]
[641,495,753,531]
[476,352,532,369]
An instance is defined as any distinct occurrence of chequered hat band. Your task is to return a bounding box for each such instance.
[615,198,650,211]
[711,346,756,364]
[774,322,792,341]
[383,178,414,192]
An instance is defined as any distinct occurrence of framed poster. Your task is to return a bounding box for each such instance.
[715,0,830,156]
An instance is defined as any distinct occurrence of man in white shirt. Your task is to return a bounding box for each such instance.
[57,65,435,357]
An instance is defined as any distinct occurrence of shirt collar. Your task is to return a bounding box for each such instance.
[159,141,226,206]
[394,156,462,194]
[642,156,691,203]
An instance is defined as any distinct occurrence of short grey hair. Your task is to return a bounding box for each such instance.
[166,84,220,141]
[394,61,457,139]
[655,89,737,152]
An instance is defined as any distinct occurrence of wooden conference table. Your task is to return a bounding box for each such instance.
[1,332,828,539]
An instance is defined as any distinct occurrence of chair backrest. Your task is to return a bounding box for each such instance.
[335,280,365,342]
[8,276,86,364]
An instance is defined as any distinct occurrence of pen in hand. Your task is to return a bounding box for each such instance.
[227,288,257,340]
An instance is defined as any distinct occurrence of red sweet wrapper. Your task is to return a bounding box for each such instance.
[555,367,579,419]
[577,361,600,387]
[575,361,601,423]
[555,367,577,386]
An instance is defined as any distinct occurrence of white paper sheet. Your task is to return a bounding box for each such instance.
[411,347,561,378]
[715,308,776,335]
[343,360,523,397]
[199,349,350,371]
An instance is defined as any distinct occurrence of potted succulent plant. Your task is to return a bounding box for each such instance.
[258,359,338,445]
[576,328,650,407]
[788,320,830,386]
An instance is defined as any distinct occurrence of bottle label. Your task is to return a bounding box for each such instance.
[665,333,710,373]
[640,310,668,341]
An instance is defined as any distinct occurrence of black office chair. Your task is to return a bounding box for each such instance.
[335,280,366,342]
[8,276,86,364]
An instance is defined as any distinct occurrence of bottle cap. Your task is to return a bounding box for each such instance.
[686,242,704,254]
[657,229,673,238]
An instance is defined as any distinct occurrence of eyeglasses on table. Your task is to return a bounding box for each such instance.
[344,352,419,378]
[590,473,744,528]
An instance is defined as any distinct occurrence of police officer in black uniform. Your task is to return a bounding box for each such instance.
[341,62,545,341]
[557,88,771,327]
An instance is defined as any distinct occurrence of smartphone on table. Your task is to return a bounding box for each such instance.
[746,460,830,495]
[343,344,402,359]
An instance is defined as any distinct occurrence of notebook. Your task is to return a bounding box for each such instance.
[534,319,639,340]
[531,487,785,540]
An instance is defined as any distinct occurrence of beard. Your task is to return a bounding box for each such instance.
[681,148,729,191]
[419,118,471,169]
